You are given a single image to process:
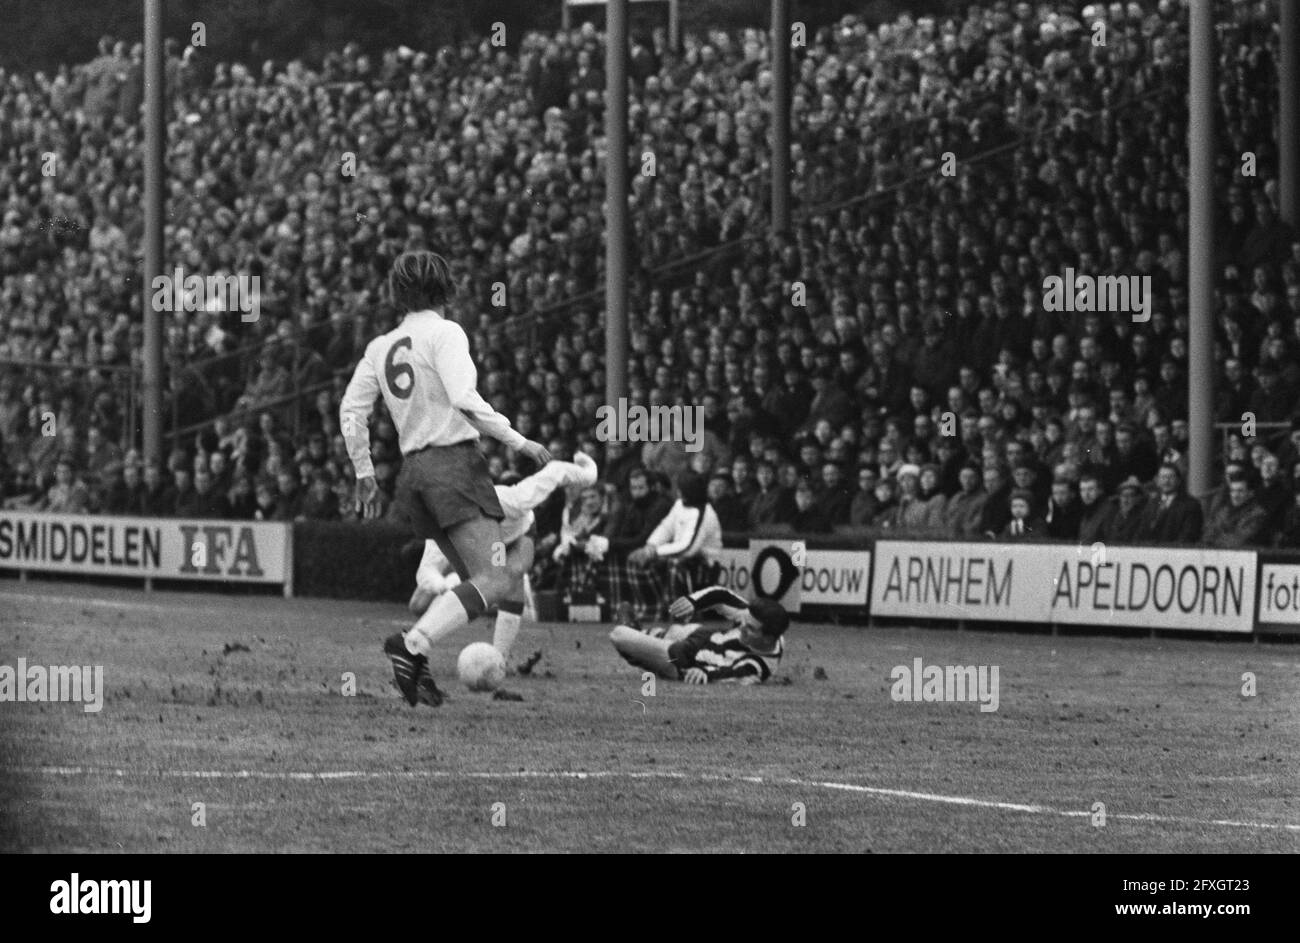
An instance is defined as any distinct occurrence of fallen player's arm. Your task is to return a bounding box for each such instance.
[668,585,748,622]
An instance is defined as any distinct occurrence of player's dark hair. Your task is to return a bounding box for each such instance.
[388,250,456,313]
[748,599,790,638]
[676,471,707,507]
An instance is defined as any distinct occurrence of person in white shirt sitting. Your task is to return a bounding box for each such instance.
[626,471,723,617]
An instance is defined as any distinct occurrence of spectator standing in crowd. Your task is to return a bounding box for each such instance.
[228,473,256,519]
[300,470,339,521]
[273,470,303,521]
[848,466,880,526]
[706,473,748,533]
[605,467,669,558]
[1203,473,1269,548]
[191,468,230,519]
[978,466,1012,538]
[1276,487,1300,547]
[749,460,794,528]
[104,462,140,514]
[915,464,947,530]
[789,478,831,533]
[171,468,199,517]
[44,459,88,513]
[1104,477,1149,544]
[1043,477,1081,541]
[1000,489,1046,541]
[137,463,168,516]
[1075,472,1116,546]
[1137,464,1203,544]
[944,463,987,538]
[816,461,853,524]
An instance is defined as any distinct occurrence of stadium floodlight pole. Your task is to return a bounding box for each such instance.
[1188,0,1215,498]
[605,0,629,408]
[1281,0,1300,226]
[561,1,571,32]
[142,0,166,465]
[770,0,792,236]
[668,0,681,54]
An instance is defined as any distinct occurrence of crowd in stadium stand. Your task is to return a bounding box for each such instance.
[3,0,1300,606]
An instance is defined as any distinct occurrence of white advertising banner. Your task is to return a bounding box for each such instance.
[713,546,754,597]
[0,512,292,587]
[713,540,871,612]
[871,541,1255,633]
[1258,564,1300,625]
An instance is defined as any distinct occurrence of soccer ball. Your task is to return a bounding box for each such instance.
[457,642,506,692]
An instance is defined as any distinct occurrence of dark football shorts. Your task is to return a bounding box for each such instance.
[396,441,504,550]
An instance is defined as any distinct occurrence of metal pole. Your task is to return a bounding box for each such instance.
[292,337,302,441]
[668,0,681,54]
[1188,0,1215,498]
[605,0,629,408]
[1281,0,1300,226]
[561,0,570,32]
[770,0,792,236]
[143,0,165,466]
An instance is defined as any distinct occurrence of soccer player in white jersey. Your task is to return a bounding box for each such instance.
[340,251,551,706]
[410,452,598,674]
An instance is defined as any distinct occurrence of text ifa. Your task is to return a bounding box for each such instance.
[177,524,265,576]
[50,874,151,923]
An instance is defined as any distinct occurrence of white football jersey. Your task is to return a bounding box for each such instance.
[340,309,524,478]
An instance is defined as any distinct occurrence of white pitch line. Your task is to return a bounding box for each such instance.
[9,765,1299,833]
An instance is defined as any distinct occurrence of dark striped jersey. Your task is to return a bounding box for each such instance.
[666,585,784,683]
[667,626,784,683]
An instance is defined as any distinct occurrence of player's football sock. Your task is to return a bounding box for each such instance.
[383,632,427,706]
[493,600,524,662]
[521,573,536,624]
[406,581,488,656]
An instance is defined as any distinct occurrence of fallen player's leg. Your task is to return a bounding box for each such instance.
[608,624,681,679]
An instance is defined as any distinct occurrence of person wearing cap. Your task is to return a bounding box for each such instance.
[884,463,931,532]
[1102,476,1148,544]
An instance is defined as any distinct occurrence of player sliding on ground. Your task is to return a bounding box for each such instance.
[409,452,598,671]
[609,588,789,685]
[340,250,552,707]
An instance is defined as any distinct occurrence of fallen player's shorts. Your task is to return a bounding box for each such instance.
[396,441,504,540]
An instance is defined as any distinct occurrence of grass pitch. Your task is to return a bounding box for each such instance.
[1,578,1297,853]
